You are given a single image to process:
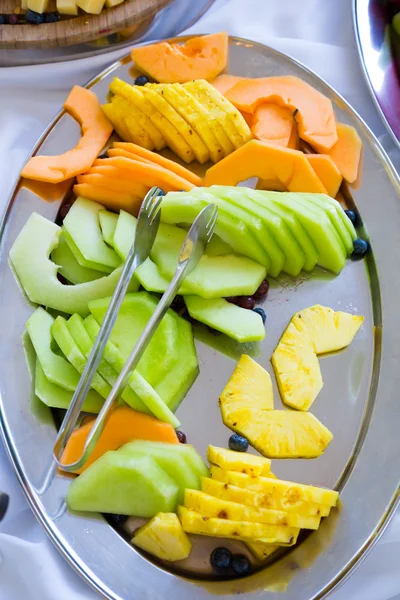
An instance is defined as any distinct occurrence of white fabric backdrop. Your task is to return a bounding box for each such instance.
[1,1,400,598]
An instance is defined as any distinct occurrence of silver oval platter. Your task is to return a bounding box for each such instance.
[1,36,400,600]
[353,0,400,149]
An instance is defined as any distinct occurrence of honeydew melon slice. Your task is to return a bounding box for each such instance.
[51,233,104,285]
[67,452,179,516]
[184,296,266,342]
[63,197,121,273]
[99,210,118,246]
[9,213,138,316]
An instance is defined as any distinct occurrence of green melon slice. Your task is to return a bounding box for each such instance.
[99,210,118,247]
[9,213,138,316]
[67,452,179,517]
[63,197,121,273]
[184,296,266,342]
[51,234,103,285]
[299,193,354,253]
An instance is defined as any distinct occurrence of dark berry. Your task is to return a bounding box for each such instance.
[8,13,18,23]
[231,554,251,576]
[344,209,358,225]
[134,75,149,86]
[352,238,369,258]
[253,307,266,324]
[107,32,119,44]
[26,9,45,23]
[253,279,270,300]
[107,513,128,527]
[229,433,249,452]
[44,11,60,22]
[58,201,74,222]
[225,296,237,304]
[0,492,9,522]
[210,547,232,571]
[235,296,255,310]
[176,430,187,444]
[0,15,5,24]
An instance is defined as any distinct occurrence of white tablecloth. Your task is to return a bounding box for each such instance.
[1,1,399,598]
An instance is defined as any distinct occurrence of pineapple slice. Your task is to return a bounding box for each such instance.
[292,304,364,355]
[246,541,280,562]
[131,512,191,562]
[210,467,338,507]
[271,322,323,411]
[207,445,271,476]
[184,489,321,530]
[201,477,330,517]
[178,506,299,545]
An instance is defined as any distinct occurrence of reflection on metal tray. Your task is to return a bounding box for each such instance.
[1,36,400,600]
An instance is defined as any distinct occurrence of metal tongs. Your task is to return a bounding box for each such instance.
[53,187,218,474]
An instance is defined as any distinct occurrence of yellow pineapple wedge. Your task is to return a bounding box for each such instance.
[292,304,364,355]
[271,321,323,411]
[246,541,280,562]
[201,477,330,517]
[178,506,299,545]
[183,489,321,530]
[131,513,191,562]
[207,445,271,476]
[210,467,338,507]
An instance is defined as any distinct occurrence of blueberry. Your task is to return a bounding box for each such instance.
[352,238,369,258]
[0,15,5,24]
[107,513,128,527]
[26,9,45,23]
[8,13,18,23]
[134,75,149,86]
[210,547,232,571]
[231,554,251,576]
[253,307,266,324]
[229,433,249,452]
[44,11,60,22]
[176,430,187,444]
[253,279,270,301]
[344,209,358,225]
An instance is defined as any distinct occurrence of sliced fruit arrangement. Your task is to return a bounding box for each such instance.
[103,77,251,163]
[219,354,333,458]
[272,305,364,410]
[21,87,113,183]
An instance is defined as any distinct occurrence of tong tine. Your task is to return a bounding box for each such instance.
[57,203,218,473]
[53,187,164,469]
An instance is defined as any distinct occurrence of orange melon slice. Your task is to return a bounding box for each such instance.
[131,32,228,83]
[212,74,245,95]
[61,406,179,474]
[305,155,343,197]
[22,86,113,183]
[252,104,294,147]
[73,183,142,215]
[225,76,337,153]
[326,122,362,183]
[76,173,149,198]
[204,140,327,193]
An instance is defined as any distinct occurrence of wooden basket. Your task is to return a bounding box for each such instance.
[0,0,173,49]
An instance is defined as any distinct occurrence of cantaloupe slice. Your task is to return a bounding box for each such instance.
[22,86,113,183]
[204,140,327,193]
[73,183,142,215]
[131,32,228,83]
[212,74,245,95]
[76,173,148,198]
[97,155,194,191]
[287,123,299,149]
[225,76,337,153]
[252,104,294,147]
[61,406,179,474]
[326,122,362,183]
[112,142,202,186]
[305,155,343,197]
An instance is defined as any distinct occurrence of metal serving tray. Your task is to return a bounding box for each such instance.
[0,37,400,600]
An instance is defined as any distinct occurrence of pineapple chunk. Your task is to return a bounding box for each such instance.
[207,445,271,476]
[201,477,331,516]
[178,506,299,545]
[292,304,364,355]
[132,513,191,562]
[105,0,124,6]
[76,0,105,14]
[246,541,280,562]
[184,489,321,530]
[271,322,323,411]
[56,0,78,13]
[27,0,49,11]
[210,467,338,507]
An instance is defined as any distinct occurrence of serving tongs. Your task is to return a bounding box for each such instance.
[53,187,218,475]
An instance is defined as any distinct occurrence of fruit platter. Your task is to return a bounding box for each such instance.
[0,33,400,600]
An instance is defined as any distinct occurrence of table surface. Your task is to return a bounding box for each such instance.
[0,1,399,598]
